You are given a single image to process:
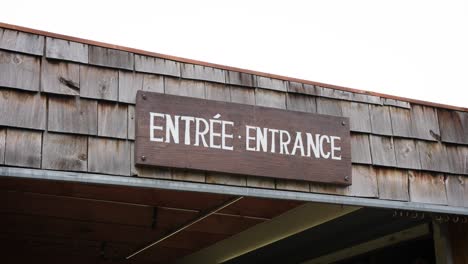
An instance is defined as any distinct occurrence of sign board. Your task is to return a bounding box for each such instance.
[135,91,352,185]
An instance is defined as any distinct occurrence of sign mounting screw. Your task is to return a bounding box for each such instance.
[142,93,147,100]
[141,156,146,161]
[341,121,346,126]
[344,176,349,181]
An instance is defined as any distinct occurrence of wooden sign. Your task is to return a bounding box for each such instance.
[135,91,352,185]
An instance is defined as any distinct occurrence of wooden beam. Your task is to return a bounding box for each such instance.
[301,224,430,264]
[433,221,454,264]
[179,203,359,264]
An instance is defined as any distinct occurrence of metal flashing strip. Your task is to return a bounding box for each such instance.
[1,166,467,216]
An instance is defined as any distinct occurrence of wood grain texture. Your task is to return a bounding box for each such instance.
[286,93,317,113]
[347,165,378,197]
[0,128,5,164]
[118,71,164,104]
[172,169,206,183]
[369,135,396,167]
[128,105,135,140]
[383,98,410,109]
[275,179,310,192]
[256,76,287,92]
[446,145,468,175]
[130,142,171,179]
[255,89,286,109]
[246,176,275,189]
[164,77,205,99]
[88,46,134,70]
[0,50,40,91]
[445,175,466,207]
[181,64,226,83]
[79,65,118,101]
[417,141,450,173]
[310,86,382,105]
[288,83,320,96]
[98,102,128,139]
[342,102,371,133]
[206,173,246,187]
[45,37,88,63]
[230,86,255,105]
[393,138,421,170]
[390,106,413,138]
[48,96,97,135]
[350,133,372,164]
[205,82,231,102]
[88,137,130,176]
[0,28,44,56]
[410,105,440,141]
[41,59,80,96]
[375,168,409,201]
[5,128,42,168]
[408,171,447,205]
[0,89,46,130]
[370,105,393,136]
[309,182,347,196]
[226,71,254,87]
[438,109,468,145]
[42,133,87,171]
[135,54,180,77]
[316,97,342,117]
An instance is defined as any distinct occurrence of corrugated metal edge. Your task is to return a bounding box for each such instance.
[1,22,466,112]
[1,166,467,215]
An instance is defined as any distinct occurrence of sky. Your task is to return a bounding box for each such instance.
[1,0,467,108]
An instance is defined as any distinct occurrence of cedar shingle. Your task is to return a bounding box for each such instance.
[0,28,44,56]
[41,59,80,96]
[42,133,87,172]
[0,50,40,91]
[0,89,46,130]
[45,37,88,63]
[5,128,42,168]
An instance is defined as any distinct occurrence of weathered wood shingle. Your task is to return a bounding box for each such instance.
[42,133,87,172]
[255,89,286,109]
[0,128,5,164]
[376,168,409,201]
[88,137,130,176]
[445,175,466,207]
[288,83,319,96]
[316,97,342,116]
[417,141,450,173]
[347,165,378,197]
[410,105,440,141]
[390,106,413,138]
[164,77,205,99]
[369,135,396,167]
[276,179,310,192]
[128,105,135,140]
[41,59,80,96]
[98,102,128,139]
[438,109,468,145]
[446,145,468,175]
[409,171,447,205]
[0,28,44,56]
[342,102,371,133]
[181,64,225,83]
[88,46,134,70]
[0,89,46,130]
[205,82,231,101]
[370,105,393,136]
[393,138,421,170]
[118,71,164,104]
[226,71,254,87]
[0,50,40,91]
[350,134,372,164]
[48,96,97,135]
[80,65,118,101]
[230,86,255,105]
[383,98,410,109]
[135,55,180,77]
[286,93,316,113]
[45,37,88,63]
[256,76,287,92]
[5,128,42,168]
[206,173,246,187]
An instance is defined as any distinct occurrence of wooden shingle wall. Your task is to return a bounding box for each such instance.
[0,26,467,208]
